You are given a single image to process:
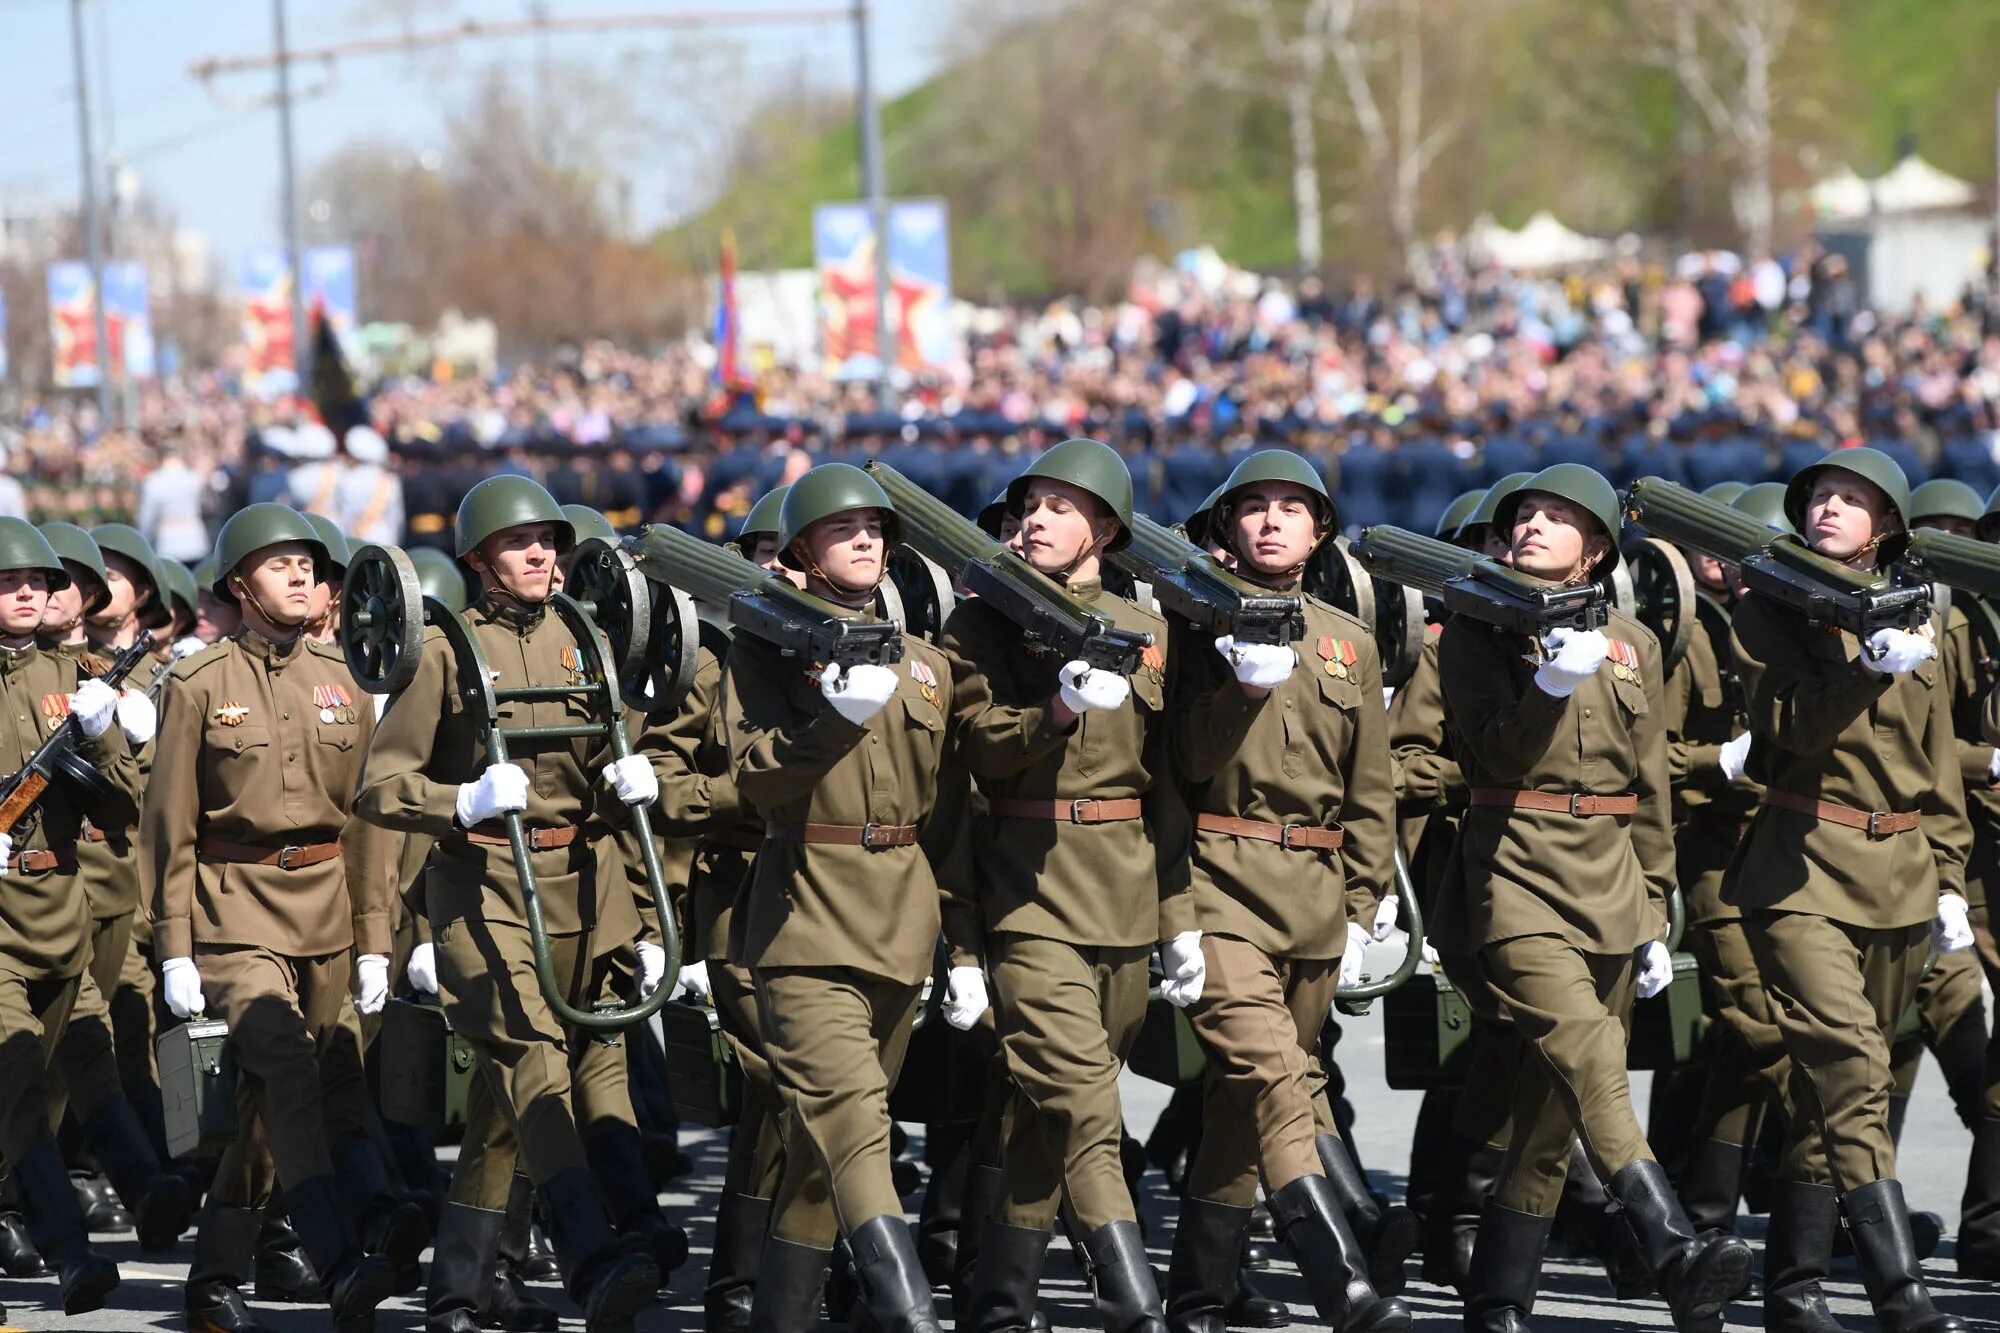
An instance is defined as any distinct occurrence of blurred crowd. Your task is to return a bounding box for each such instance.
[4,235,1999,554]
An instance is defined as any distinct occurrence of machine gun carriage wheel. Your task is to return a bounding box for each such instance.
[569,537,690,716]
[1620,536,1698,674]
[341,544,428,696]
[1315,537,1424,688]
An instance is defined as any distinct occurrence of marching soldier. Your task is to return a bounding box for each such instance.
[355,476,663,1333]
[734,485,790,567]
[722,463,955,1333]
[144,502,410,1332]
[1436,464,1751,1332]
[941,438,1190,1333]
[0,518,137,1319]
[1730,447,1970,1333]
[1163,450,1411,1333]
[299,514,349,643]
[1960,482,2000,1277]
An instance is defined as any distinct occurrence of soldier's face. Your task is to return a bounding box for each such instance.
[1475,525,1512,563]
[471,523,559,602]
[233,543,317,627]
[1019,480,1112,576]
[41,577,84,630]
[746,536,785,572]
[801,509,886,590]
[998,516,1025,556]
[1804,471,1893,562]
[1916,515,1975,538]
[1689,549,1732,592]
[0,569,52,639]
[1229,482,1323,576]
[197,589,240,643]
[95,552,149,626]
[1510,492,1607,582]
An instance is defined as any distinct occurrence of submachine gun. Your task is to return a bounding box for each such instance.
[0,630,155,837]
[1349,526,1611,638]
[1623,477,1931,637]
[862,460,1153,674]
[1108,513,1306,646]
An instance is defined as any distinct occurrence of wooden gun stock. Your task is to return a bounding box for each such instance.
[0,772,49,837]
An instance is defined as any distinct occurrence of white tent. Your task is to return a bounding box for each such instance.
[1811,155,1976,219]
[1465,211,1614,271]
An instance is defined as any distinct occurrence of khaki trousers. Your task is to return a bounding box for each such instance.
[1973,898,2000,1119]
[711,957,786,1200]
[1686,915,1792,1146]
[0,969,77,1166]
[1183,934,1339,1207]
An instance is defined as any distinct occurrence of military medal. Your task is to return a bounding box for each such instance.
[214,703,248,726]
[1141,643,1166,685]
[39,694,70,730]
[910,659,939,706]
[321,708,336,723]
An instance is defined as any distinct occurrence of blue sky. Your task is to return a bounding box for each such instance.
[0,0,956,285]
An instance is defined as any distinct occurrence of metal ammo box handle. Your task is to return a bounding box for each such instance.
[1335,848,1426,1009]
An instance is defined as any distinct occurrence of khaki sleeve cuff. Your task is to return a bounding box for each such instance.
[154,918,193,960]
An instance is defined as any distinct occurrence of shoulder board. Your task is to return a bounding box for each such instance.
[169,641,235,681]
[304,639,349,666]
[1309,596,1373,642]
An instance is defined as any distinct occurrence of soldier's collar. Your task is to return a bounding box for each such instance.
[0,641,40,674]
[236,627,304,665]
[477,593,547,633]
[1235,569,1303,593]
[1063,576,1103,603]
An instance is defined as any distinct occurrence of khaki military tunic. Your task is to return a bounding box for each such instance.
[1169,593,1396,1208]
[723,621,952,1243]
[1389,629,1465,917]
[1940,602,2000,1121]
[1729,595,1968,1188]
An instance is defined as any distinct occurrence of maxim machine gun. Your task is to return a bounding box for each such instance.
[1348,525,1611,638]
[1623,477,1931,637]
[1108,513,1306,645]
[862,460,1153,674]
[0,630,156,837]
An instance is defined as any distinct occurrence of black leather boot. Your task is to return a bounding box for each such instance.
[1841,1179,1967,1333]
[539,1166,658,1331]
[253,1200,323,1302]
[1959,1116,2000,1278]
[1082,1219,1168,1333]
[1317,1134,1417,1296]
[1879,1095,1944,1258]
[81,1098,195,1251]
[967,1219,1050,1333]
[1558,1149,1651,1299]
[1675,1137,1748,1240]
[332,1132,430,1279]
[849,1213,944,1333]
[706,1192,771,1333]
[1166,1196,1246,1333]
[0,1171,48,1277]
[585,1120,690,1278]
[19,1141,120,1314]
[490,1174,559,1332]
[1424,1142,1498,1294]
[750,1237,831,1333]
[1763,1180,1842,1333]
[283,1173,398,1326]
[1605,1159,1752,1331]
[184,1205,273,1333]
[427,1201,502,1333]
[1265,1175,1410,1332]
[1226,1270,1290,1329]
[71,1168,131,1234]
[1464,1200,1552,1333]
[953,1163,1004,1315]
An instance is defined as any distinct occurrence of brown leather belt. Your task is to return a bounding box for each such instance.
[989,797,1144,824]
[1469,789,1639,817]
[6,850,74,874]
[198,839,342,870]
[705,828,765,854]
[764,821,919,848]
[1195,813,1343,851]
[1764,790,1921,837]
[460,824,579,851]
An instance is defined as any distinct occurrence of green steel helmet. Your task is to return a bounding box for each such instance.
[209,504,330,599]
[1731,482,1796,537]
[1494,464,1624,572]
[1006,437,1134,552]
[777,463,901,571]
[562,504,620,548]
[739,486,791,542]
[38,522,109,614]
[1907,478,1985,526]
[408,546,471,614]
[1783,446,1910,539]
[0,519,71,592]
[1980,482,2000,542]
[1467,471,1534,531]
[976,488,1014,540]
[1701,480,1750,506]
[454,475,573,559]
[300,512,350,579]
[89,522,173,629]
[1215,450,1336,529]
[1434,489,1486,541]
[192,557,217,594]
[157,558,199,626]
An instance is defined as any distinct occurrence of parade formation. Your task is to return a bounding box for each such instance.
[0,429,1990,1333]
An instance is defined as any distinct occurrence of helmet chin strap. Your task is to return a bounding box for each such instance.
[801,552,878,606]
[230,576,306,640]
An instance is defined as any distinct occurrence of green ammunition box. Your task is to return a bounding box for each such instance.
[1628,952,1705,1070]
[379,997,476,1133]
[1384,970,1473,1090]
[157,1020,238,1159]
[660,1000,741,1128]
[1128,991,1206,1087]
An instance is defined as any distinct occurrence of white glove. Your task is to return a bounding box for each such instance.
[355,954,390,1014]
[1338,921,1370,989]
[115,689,157,746]
[1058,660,1130,714]
[670,957,710,1002]
[1371,895,1400,943]
[0,830,11,876]
[172,635,207,659]
[1934,893,1976,953]
[1719,733,1752,783]
[1987,749,2000,784]
[456,763,530,827]
[1159,930,1205,1008]
[1419,939,1441,966]
[1859,628,1936,675]
[818,662,900,725]
[1215,635,1295,689]
[406,942,439,995]
[637,941,670,996]
[374,692,389,720]
[162,956,205,1019]
[603,755,658,807]
[1635,940,1674,999]
[1532,627,1608,698]
[68,678,118,738]
[943,965,989,1030]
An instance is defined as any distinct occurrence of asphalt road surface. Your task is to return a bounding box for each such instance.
[10,963,1998,1330]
